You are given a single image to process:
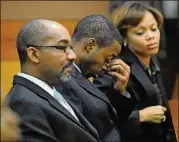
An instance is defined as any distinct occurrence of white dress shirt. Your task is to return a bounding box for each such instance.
[17,73,79,121]
[73,62,81,73]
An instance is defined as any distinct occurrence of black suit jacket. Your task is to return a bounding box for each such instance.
[56,66,136,142]
[94,47,177,142]
[6,75,99,142]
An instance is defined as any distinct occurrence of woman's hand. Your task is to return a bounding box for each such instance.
[139,105,167,123]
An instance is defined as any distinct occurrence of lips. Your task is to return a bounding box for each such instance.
[147,43,158,49]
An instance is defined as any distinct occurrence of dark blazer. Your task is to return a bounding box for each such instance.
[56,66,136,142]
[94,47,177,142]
[6,75,99,142]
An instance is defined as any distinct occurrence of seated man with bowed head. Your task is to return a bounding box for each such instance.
[56,14,137,142]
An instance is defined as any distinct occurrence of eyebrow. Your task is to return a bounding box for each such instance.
[135,23,158,29]
[57,39,70,44]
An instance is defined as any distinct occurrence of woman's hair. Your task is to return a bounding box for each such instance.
[112,1,163,38]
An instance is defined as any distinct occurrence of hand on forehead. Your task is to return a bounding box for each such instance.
[107,58,130,71]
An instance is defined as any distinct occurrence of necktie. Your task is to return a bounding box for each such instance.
[53,87,79,121]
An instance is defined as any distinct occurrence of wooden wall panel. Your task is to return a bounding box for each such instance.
[1,19,79,60]
[169,100,178,140]
[1,1,108,20]
[172,74,178,100]
[1,60,20,96]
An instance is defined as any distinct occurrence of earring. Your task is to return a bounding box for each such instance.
[123,40,127,47]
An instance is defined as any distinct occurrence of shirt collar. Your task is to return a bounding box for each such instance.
[137,57,160,74]
[17,73,54,97]
[73,62,81,73]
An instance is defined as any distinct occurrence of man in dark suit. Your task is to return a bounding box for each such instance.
[56,15,137,142]
[6,19,100,142]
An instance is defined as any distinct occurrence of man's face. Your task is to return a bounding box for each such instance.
[33,22,76,83]
[79,40,121,78]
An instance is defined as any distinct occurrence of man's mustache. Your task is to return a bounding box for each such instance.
[62,61,73,72]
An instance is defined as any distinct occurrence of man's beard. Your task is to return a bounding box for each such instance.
[60,72,71,82]
[59,62,73,82]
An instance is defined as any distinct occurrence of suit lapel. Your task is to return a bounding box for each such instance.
[70,103,99,139]
[121,48,159,105]
[13,75,88,131]
[131,63,159,104]
[71,66,110,104]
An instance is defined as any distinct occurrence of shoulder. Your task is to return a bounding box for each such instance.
[7,84,35,98]
[6,84,41,108]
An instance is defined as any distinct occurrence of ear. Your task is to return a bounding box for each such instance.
[85,38,98,53]
[26,47,40,63]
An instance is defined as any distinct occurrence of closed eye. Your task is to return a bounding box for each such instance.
[136,32,144,36]
[53,45,67,50]
[151,28,158,32]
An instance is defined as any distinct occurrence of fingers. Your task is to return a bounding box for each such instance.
[161,115,166,122]
[107,59,130,74]
[155,105,167,113]
[153,115,166,124]
[108,71,127,83]
[162,106,167,112]
[142,106,167,123]
[153,119,162,124]
[107,59,130,81]
[108,64,125,74]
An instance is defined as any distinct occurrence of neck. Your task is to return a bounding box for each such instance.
[129,49,151,67]
[21,64,54,88]
[136,55,151,67]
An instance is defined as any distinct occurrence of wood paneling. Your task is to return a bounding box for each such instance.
[1,60,20,96]
[1,19,79,60]
[1,1,108,20]
[169,100,178,140]
[172,74,178,100]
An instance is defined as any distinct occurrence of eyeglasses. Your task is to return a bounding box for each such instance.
[26,44,73,53]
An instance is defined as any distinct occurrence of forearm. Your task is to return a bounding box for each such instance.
[121,110,142,136]
[107,91,136,122]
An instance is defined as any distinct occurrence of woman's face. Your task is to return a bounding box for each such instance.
[125,11,160,58]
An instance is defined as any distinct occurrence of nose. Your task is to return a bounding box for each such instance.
[146,31,154,40]
[67,49,76,60]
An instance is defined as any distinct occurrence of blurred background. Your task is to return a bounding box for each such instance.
[1,1,178,133]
